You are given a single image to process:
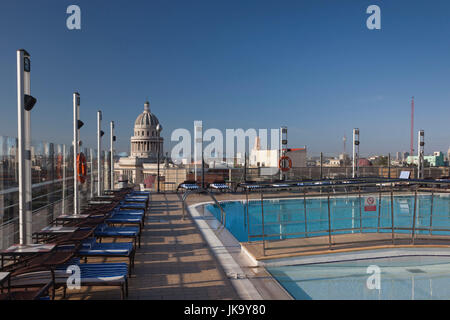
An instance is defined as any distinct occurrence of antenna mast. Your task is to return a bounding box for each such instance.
[410,97,414,157]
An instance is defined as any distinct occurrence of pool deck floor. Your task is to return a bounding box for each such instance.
[61,193,240,300]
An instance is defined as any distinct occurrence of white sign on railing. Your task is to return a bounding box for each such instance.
[364,196,377,212]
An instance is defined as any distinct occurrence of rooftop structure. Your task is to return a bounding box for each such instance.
[115,101,168,185]
[130,101,163,159]
[406,151,445,167]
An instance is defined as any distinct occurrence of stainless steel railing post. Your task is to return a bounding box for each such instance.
[182,198,185,220]
[327,192,332,250]
[261,192,265,256]
[391,188,395,244]
[303,189,308,237]
[411,188,418,244]
[377,190,381,232]
[205,189,226,227]
[246,188,250,240]
[181,200,184,220]
[221,205,225,226]
[358,186,362,233]
[429,191,434,235]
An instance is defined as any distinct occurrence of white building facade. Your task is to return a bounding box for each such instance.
[115,101,164,185]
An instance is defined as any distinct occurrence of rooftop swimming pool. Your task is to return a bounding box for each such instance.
[203,194,450,299]
[206,194,450,242]
[267,256,450,300]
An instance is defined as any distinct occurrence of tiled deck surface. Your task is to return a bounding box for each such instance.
[61,193,239,300]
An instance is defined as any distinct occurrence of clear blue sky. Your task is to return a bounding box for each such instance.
[1,0,450,157]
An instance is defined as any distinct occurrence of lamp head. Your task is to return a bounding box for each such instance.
[74,93,80,105]
[24,94,37,111]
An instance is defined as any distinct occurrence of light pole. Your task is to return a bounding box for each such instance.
[156,123,162,193]
[17,49,37,244]
[194,121,202,183]
[90,148,94,199]
[244,152,247,182]
[62,144,66,214]
[320,152,323,180]
[418,130,425,179]
[352,128,360,178]
[73,92,83,214]
[279,126,288,181]
[110,121,115,190]
[97,111,103,196]
[201,151,205,189]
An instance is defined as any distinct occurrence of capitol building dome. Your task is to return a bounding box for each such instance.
[130,101,163,159]
[135,102,160,127]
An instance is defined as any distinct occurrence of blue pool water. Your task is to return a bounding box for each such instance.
[206,194,450,242]
[267,256,450,300]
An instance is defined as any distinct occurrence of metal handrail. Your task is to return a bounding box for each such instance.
[238,178,450,196]
[247,225,450,240]
[180,188,227,228]
[0,175,76,196]
[204,189,226,227]
[246,184,450,255]
[411,188,418,244]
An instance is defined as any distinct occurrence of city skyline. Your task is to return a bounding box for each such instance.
[1,1,450,156]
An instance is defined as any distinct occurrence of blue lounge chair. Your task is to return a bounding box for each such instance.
[177,183,200,192]
[129,193,149,198]
[77,238,135,275]
[124,195,149,208]
[124,198,148,211]
[117,202,147,220]
[7,257,129,299]
[272,183,290,188]
[94,224,141,248]
[0,280,54,300]
[124,197,147,203]
[106,211,144,229]
[130,191,150,196]
[243,184,263,191]
[209,183,230,192]
[57,258,129,299]
[112,209,144,216]
[119,202,146,210]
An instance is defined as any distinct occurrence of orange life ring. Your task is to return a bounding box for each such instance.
[77,152,87,183]
[279,155,292,172]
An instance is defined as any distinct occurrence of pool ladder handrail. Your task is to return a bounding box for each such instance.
[205,189,227,229]
[180,188,226,228]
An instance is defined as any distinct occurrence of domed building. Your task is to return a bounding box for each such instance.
[115,100,166,185]
[130,101,163,159]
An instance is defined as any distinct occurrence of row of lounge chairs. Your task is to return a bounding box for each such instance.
[177,181,231,193]
[0,188,150,300]
[176,179,353,193]
[175,176,423,196]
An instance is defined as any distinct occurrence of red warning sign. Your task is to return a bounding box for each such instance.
[364,196,377,212]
